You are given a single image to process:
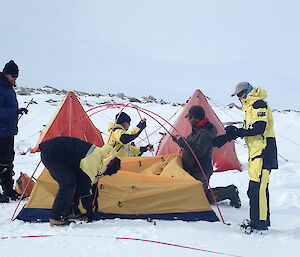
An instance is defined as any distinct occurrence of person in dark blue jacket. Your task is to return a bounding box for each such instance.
[0,60,28,203]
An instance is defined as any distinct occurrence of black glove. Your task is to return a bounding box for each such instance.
[140,146,148,153]
[235,128,247,138]
[18,108,28,115]
[225,125,238,135]
[104,157,121,176]
[137,120,146,130]
[225,125,247,138]
[225,125,244,140]
[171,134,179,143]
[212,134,231,148]
[147,144,154,152]
[140,144,153,153]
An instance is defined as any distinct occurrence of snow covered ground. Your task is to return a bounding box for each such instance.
[1,91,300,257]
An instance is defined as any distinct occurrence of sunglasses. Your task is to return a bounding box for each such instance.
[237,90,247,97]
[11,74,18,78]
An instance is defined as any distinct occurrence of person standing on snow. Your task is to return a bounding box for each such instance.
[107,112,153,157]
[213,82,278,233]
[39,136,120,227]
[0,60,28,203]
[173,105,241,208]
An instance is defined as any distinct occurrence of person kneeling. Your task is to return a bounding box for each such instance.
[173,105,241,208]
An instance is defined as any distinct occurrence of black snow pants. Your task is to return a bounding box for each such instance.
[247,179,270,230]
[41,154,79,220]
[192,173,238,206]
[0,136,15,194]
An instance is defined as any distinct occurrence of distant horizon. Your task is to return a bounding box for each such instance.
[15,84,300,112]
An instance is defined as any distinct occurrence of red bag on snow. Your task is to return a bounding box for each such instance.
[15,172,35,197]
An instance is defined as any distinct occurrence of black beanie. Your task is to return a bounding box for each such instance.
[115,112,131,124]
[3,60,19,77]
[185,105,205,120]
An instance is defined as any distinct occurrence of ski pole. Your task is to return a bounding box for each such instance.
[18,98,33,121]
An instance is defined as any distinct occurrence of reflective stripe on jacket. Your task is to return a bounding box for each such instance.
[80,144,117,184]
[40,137,117,185]
[241,88,278,181]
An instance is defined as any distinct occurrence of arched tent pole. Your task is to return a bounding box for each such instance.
[105,103,132,145]
[87,104,226,224]
[136,105,182,145]
[11,160,42,221]
[92,103,131,208]
[12,105,124,220]
[87,104,174,138]
[129,103,153,156]
[86,105,149,144]
[15,103,225,223]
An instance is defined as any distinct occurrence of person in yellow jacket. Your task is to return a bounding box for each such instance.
[107,112,153,157]
[39,136,120,227]
[213,82,278,234]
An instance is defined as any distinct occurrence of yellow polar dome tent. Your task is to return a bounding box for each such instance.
[17,153,218,222]
[16,91,218,222]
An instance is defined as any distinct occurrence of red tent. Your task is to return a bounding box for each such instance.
[156,90,242,172]
[31,91,104,153]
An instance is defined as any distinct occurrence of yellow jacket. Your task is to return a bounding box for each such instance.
[80,144,117,184]
[106,123,142,157]
[241,88,278,180]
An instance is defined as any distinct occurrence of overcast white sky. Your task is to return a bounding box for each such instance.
[1,0,299,110]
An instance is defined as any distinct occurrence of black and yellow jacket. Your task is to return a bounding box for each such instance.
[40,136,117,185]
[39,137,117,216]
[106,123,143,157]
[240,88,278,174]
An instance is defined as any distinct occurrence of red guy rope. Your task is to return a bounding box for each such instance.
[86,104,225,224]
[11,160,42,221]
[13,103,225,223]
[131,103,153,156]
[0,234,243,257]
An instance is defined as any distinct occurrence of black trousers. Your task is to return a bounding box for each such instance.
[191,173,235,204]
[0,136,15,193]
[247,179,270,230]
[41,154,79,220]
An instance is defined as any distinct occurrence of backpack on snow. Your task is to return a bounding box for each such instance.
[15,172,35,197]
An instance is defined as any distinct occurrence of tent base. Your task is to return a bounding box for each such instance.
[16,208,219,223]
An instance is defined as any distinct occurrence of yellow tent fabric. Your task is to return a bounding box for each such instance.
[17,154,218,222]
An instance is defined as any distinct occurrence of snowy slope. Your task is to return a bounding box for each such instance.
[1,90,300,257]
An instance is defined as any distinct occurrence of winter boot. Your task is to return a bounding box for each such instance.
[207,185,241,208]
[240,219,253,234]
[240,219,268,235]
[49,218,73,227]
[67,202,85,220]
[67,209,85,221]
[228,185,241,208]
[0,193,9,203]
[0,169,21,201]
[3,188,21,201]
